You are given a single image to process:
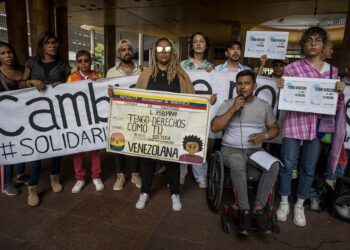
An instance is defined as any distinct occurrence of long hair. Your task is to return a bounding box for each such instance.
[0,41,21,69]
[189,32,211,59]
[150,38,187,84]
[36,31,60,60]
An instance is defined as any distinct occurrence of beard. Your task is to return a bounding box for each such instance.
[229,54,240,62]
[120,54,133,64]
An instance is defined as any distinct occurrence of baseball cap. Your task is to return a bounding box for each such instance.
[116,39,133,51]
[226,40,242,49]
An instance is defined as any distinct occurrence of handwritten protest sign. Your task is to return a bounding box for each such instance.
[107,88,211,164]
[279,76,338,115]
[244,31,289,60]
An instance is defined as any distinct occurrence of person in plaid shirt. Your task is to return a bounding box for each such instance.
[275,27,345,227]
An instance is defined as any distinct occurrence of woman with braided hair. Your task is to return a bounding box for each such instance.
[135,38,195,211]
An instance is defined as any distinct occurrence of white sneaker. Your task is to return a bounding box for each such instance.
[171,194,182,211]
[198,180,207,189]
[276,201,290,222]
[293,205,306,227]
[136,193,149,209]
[72,180,85,193]
[93,178,104,192]
[325,179,336,191]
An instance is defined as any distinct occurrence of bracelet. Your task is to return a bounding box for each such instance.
[264,132,269,140]
[26,80,32,88]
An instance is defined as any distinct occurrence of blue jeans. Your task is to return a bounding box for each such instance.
[4,163,25,185]
[279,137,322,199]
[324,164,346,181]
[28,156,60,186]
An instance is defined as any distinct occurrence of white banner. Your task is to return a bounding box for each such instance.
[4,71,349,165]
[107,88,211,164]
[279,77,338,115]
[244,31,289,60]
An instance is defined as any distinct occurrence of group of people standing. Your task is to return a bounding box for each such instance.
[1,27,348,233]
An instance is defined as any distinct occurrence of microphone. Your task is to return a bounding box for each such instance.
[238,93,244,110]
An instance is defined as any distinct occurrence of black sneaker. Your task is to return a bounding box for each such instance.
[4,184,19,196]
[239,210,251,235]
[255,209,272,234]
[16,174,30,185]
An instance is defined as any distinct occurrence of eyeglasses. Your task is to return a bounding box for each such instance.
[77,59,90,63]
[305,37,323,45]
[44,40,58,46]
[156,46,172,53]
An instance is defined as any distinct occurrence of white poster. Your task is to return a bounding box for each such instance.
[279,76,338,115]
[245,31,289,60]
[107,88,211,164]
[0,72,309,165]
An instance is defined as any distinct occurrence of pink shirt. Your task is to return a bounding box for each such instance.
[282,59,338,140]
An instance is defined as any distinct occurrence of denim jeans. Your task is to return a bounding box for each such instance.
[4,163,25,185]
[279,137,322,199]
[324,164,346,181]
[28,156,60,186]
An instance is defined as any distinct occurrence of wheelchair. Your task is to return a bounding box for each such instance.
[207,150,280,234]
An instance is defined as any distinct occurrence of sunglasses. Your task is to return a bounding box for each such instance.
[156,46,172,53]
[77,59,90,63]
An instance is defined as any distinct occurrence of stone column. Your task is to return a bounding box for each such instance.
[28,0,55,57]
[5,0,29,64]
[104,25,116,73]
[138,33,144,66]
[178,37,189,61]
[56,5,69,62]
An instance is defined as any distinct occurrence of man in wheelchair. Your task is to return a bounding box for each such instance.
[211,69,280,234]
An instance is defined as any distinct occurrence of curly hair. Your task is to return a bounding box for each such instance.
[189,32,211,59]
[299,26,328,55]
[150,38,187,84]
[182,135,203,152]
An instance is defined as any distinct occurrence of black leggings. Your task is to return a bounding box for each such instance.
[140,158,180,195]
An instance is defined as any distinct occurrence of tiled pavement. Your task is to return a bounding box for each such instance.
[1,152,349,250]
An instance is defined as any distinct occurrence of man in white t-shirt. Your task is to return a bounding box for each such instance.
[211,69,279,234]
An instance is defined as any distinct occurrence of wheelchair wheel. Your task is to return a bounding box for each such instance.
[332,191,350,223]
[271,214,280,233]
[221,213,231,234]
[207,151,224,213]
